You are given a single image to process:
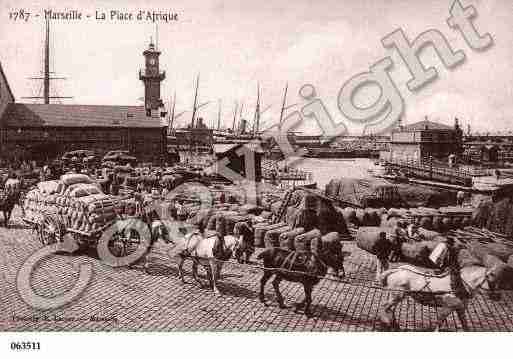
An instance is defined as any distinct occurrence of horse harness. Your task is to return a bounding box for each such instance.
[182,232,229,261]
[399,266,492,298]
[280,250,328,274]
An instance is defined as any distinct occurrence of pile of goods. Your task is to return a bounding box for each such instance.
[473,195,513,238]
[23,180,65,224]
[23,174,133,235]
[340,206,474,232]
[63,194,121,233]
[446,227,513,289]
[325,177,455,208]
[355,223,513,288]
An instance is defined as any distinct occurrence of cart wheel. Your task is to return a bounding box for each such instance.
[39,214,64,246]
[108,227,143,257]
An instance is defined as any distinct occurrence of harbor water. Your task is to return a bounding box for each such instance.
[291,158,378,189]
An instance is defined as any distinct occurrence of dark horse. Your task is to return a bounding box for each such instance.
[0,189,21,227]
[233,220,254,264]
[257,247,345,317]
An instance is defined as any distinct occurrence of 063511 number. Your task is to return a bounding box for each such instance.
[10,341,40,350]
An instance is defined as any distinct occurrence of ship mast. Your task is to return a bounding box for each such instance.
[232,101,238,132]
[253,83,260,136]
[217,99,222,130]
[252,83,271,136]
[22,16,72,103]
[189,74,209,128]
[44,16,50,104]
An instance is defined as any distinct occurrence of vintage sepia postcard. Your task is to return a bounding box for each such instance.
[1,1,513,354]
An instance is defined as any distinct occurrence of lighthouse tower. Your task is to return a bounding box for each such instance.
[139,40,166,116]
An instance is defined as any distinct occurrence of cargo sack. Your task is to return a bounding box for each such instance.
[264,225,292,248]
[317,201,349,236]
[207,214,221,230]
[315,232,342,256]
[322,232,342,251]
[342,208,357,225]
[429,242,448,267]
[270,201,282,216]
[60,174,94,186]
[224,215,250,235]
[356,227,391,257]
[292,208,318,232]
[400,241,438,268]
[419,216,433,230]
[417,228,443,241]
[254,222,288,248]
[279,227,305,250]
[285,206,298,226]
[468,241,513,263]
[356,209,380,226]
[482,254,513,289]
[294,229,322,252]
[457,248,482,268]
[260,211,272,220]
[239,204,261,215]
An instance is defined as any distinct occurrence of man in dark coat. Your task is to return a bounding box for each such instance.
[441,238,468,299]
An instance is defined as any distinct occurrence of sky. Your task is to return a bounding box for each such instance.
[0,0,511,134]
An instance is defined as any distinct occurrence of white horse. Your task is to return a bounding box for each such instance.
[171,231,242,295]
[378,264,501,331]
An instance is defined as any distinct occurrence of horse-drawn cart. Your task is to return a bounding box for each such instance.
[22,174,158,258]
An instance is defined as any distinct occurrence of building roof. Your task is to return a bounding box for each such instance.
[1,103,164,128]
[213,141,264,155]
[402,120,454,131]
[0,61,15,101]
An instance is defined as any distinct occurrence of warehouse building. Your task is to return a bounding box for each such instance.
[0,41,167,163]
[386,118,463,163]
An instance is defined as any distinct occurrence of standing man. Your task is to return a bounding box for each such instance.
[456,190,465,206]
[388,220,408,262]
[440,238,467,299]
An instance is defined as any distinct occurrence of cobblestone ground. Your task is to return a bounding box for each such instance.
[1,208,513,332]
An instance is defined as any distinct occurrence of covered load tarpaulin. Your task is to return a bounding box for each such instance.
[325,178,407,208]
[276,190,350,237]
[325,178,454,208]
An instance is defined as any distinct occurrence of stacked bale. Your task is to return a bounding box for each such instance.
[264,225,293,248]
[342,207,357,226]
[224,214,251,235]
[457,248,482,268]
[313,232,342,256]
[279,227,305,250]
[254,222,288,248]
[467,241,513,263]
[356,227,392,257]
[400,241,439,268]
[71,195,120,232]
[481,254,513,289]
[294,229,322,251]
